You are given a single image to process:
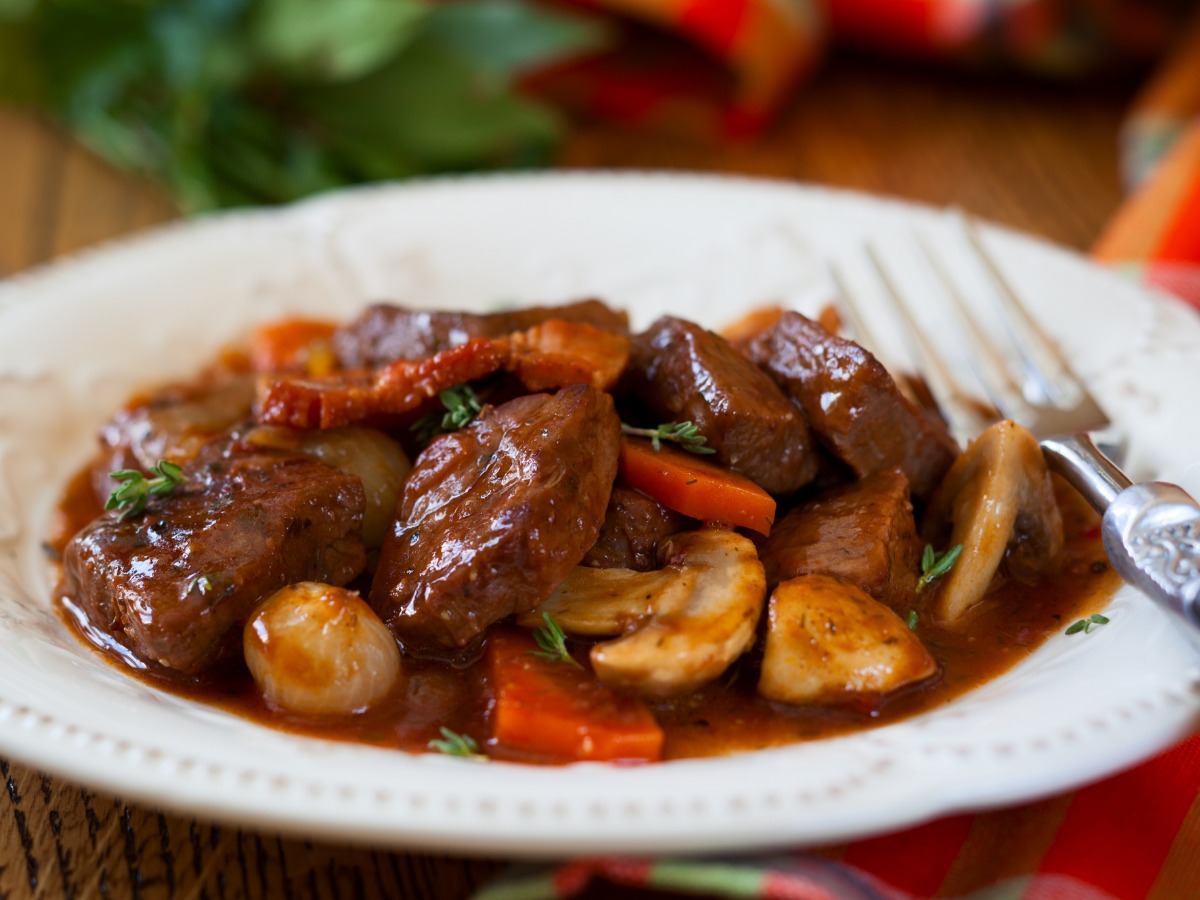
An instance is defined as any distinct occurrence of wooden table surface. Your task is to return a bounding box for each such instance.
[0,54,1137,899]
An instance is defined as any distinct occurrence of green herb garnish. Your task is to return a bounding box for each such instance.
[620,421,716,455]
[105,460,186,523]
[427,727,485,759]
[905,610,919,630]
[411,385,483,442]
[1066,613,1110,635]
[528,612,581,667]
[916,543,962,592]
[0,1,605,213]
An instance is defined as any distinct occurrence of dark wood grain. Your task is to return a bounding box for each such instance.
[0,54,1133,899]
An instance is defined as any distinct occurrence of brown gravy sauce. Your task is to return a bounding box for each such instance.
[51,465,1119,764]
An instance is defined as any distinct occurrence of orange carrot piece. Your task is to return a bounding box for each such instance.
[251,319,338,374]
[719,304,784,346]
[487,629,663,764]
[619,438,776,535]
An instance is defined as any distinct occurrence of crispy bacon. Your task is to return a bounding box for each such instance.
[507,320,631,393]
[256,321,630,430]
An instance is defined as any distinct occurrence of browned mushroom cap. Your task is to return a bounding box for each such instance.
[590,530,765,697]
[758,575,937,706]
[517,567,697,636]
[523,529,766,698]
[927,420,1064,623]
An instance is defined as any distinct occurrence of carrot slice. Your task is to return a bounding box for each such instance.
[487,628,663,764]
[619,438,776,535]
[251,319,338,374]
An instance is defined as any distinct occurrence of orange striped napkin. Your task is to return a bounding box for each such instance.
[1097,6,1200,309]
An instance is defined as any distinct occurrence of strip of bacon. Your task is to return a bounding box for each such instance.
[256,321,630,430]
[507,320,630,393]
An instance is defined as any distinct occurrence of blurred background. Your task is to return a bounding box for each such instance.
[3,0,1199,273]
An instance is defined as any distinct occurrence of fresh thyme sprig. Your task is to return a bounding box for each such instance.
[411,385,483,443]
[1066,613,1110,636]
[105,460,186,523]
[620,421,716,455]
[427,727,486,759]
[916,544,963,592]
[529,613,582,667]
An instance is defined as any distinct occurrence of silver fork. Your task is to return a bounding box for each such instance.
[832,217,1200,649]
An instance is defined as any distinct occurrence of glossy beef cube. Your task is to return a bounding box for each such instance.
[745,312,958,500]
[624,316,818,495]
[758,469,921,610]
[62,453,366,676]
[371,385,620,655]
[582,486,692,571]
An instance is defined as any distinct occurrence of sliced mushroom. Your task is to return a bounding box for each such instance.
[927,420,1064,623]
[516,567,697,635]
[587,529,766,697]
[758,575,937,705]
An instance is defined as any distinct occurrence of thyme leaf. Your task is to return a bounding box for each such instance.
[620,421,716,454]
[916,544,962,592]
[427,727,485,759]
[411,385,483,443]
[528,612,581,667]
[105,460,186,523]
[1066,613,1110,635]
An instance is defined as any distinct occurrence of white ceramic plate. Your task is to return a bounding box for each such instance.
[1,174,1198,857]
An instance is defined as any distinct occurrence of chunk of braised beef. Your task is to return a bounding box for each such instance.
[758,469,921,611]
[333,299,630,368]
[745,312,958,501]
[624,317,818,495]
[582,486,692,571]
[94,372,255,504]
[370,384,620,655]
[60,452,366,677]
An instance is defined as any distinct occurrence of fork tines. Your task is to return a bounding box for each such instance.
[830,213,1112,445]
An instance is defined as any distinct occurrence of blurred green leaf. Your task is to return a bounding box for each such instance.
[252,0,427,80]
[422,0,607,79]
[0,0,39,21]
[0,0,603,211]
[302,40,560,175]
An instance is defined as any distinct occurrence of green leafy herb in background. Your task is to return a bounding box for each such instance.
[0,0,606,212]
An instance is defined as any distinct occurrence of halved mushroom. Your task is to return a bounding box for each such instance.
[584,529,766,697]
[758,574,937,705]
[516,567,698,635]
[926,420,1064,623]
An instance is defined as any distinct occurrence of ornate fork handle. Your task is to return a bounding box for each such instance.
[1103,483,1200,643]
[1044,434,1200,649]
